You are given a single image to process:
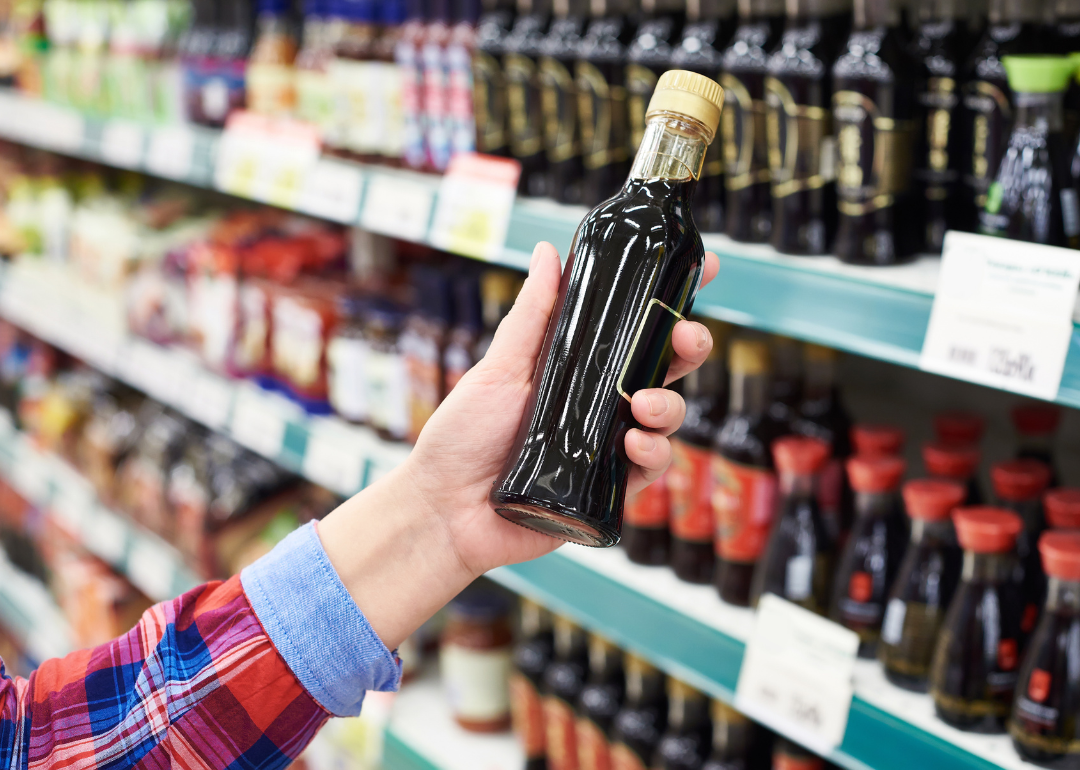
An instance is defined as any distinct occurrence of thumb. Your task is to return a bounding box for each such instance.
[482,242,563,383]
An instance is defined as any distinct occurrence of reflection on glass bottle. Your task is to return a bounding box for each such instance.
[505,0,554,195]
[610,654,668,770]
[576,634,625,770]
[540,0,589,202]
[473,0,516,156]
[922,442,983,505]
[544,616,590,770]
[654,679,713,770]
[512,599,555,770]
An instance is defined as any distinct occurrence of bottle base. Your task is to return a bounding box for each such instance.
[494,501,618,548]
[882,667,929,693]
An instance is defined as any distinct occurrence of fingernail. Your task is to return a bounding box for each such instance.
[530,243,543,272]
[696,323,710,351]
[647,391,668,416]
[637,432,656,452]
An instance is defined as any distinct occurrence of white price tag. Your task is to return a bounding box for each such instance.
[230,388,288,459]
[302,426,367,495]
[83,507,129,566]
[100,120,146,169]
[215,112,321,207]
[429,153,521,260]
[359,174,435,241]
[920,231,1080,400]
[127,536,179,601]
[184,368,235,430]
[735,594,859,755]
[146,125,196,180]
[297,160,364,223]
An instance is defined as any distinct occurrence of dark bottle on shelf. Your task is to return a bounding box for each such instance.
[720,0,784,243]
[1054,0,1080,142]
[850,423,904,457]
[766,336,802,433]
[610,654,668,770]
[934,411,986,446]
[512,598,556,770]
[1013,403,1063,486]
[1010,531,1080,766]
[654,679,713,770]
[702,700,760,770]
[207,0,256,128]
[930,506,1025,733]
[669,319,727,583]
[830,454,906,658]
[539,0,589,203]
[765,0,850,255]
[958,0,1044,231]
[750,436,834,613]
[627,0,686,154]
[771,739,824,770]
[922,442,983,505]
[473,0,516,156]
[991,458,1053,638]
[576,634,625,770]
[713,339,785,605]
[491,71,724,547]
[622,472,672,565]
[671,0,736,232]
[978,56,1080,249]
[576,0,637,207]
[832,0,918,266]
[911,0,971,253]
[1046,489,1080,530]
[879,479,966,692]
[544,616,590,770]
[505,0,554,196]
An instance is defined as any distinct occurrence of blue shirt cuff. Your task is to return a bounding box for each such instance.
[241,522,402,717]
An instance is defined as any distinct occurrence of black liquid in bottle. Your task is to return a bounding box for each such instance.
[627,0,687,152]
[765,0,850,255]
[832,0,919,265]
[654,679,713,770]
[766,336,802,432]
[540,0,589,203]
[575,635,625,769]
[474,0,516,155]
[492,71,724,547]
[720,0,783,242]
[610,654,668,770]
[544,616,590,770]
[505,0,553,195]
[512,599,555,770]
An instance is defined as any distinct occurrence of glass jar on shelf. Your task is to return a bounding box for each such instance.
[440,589,514,732]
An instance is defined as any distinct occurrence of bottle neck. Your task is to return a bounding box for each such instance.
[910,518,953,545]
[730,371,770,415]
[1046,577,1080,612]
[521,602,549,637]
[854,0,898,27]
[779,470,817,498]
[738,0,784,16]
[683,356,725,398]
[588,642,622,678]
[786,0,851,19]
[686,0,736,20]
[989,0,1042,23]
[554,624,586,658]
[630,114,712,182]
[626,666,665,705]
[669,692,709,731]
[712,711,752,755]
[962,551,1016,582]
[917,0,962,21]
[801,359,835,403]
[1016,92,1065,132]
[854,490,896,518]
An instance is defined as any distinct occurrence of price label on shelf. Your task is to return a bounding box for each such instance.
[230,387,289,460]
[302,424,368,495]
[127,536,178,601]
[429,153,521,261]
[297,160,364,223]
[100,120,146,169]
[214,111,321,208]
[735,594,859,755]
[146,125,196,180]
[184,368,235,430]
[359,174,435,241]
[920,231,1080,401]
[83,507,128,567]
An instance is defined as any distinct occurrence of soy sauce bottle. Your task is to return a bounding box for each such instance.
[654,679,713,770]
[576,634,625,770]
[832,0,918,265]
[610,654,668,770]
[622,472,672,565]
[505,0,553,195]
[702,700,761,770]
[751,436,834,613]
[576,0,637,206]
[713,339,785,605]
[474,0,515,155]
[978,56,1080,248]
[930,506,1025,733]
[766,336,802,433]
[850,423,904,457]
[512,599,555,770]
[1013,403,1063,486]
[544,616,590,770]
[765,0,850,255]
[922,442,983,505]
[672,0,736,232]
[492,71,724,547]
[830,454,906,657]
[627,0,687,153]
[540,0,589,203]
[1045,488,1080,531]
[879,479,966,692]
[720,0,784,242]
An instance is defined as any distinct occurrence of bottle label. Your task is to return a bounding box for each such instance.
[440,643,512,720]
[540,58,579,162]
[785,554,813,600]
[765,76,834,198]
[668,439,715,543]
[473,50,508,153]
[328,336,370,422]
[295,68,336,142]
[962,80,1011,209]
[720,73,770,191]
[271,297,324,389]
[616,298,684,403]
[918,76,958,186]
[544,696,580,770]
[509,673,547,759]
[246,62,296,117]
[576,717,611,770]
[576,60,628,171]
[837,571,883,631]
[506,53,545,157]
[626,63,658,150]
[367,349,410,440]
[330,59,377,154]
[834,90,915,216]
[1028,668,1051,703]
[624,472,670,528]
[235,283,269,373]
[609,743,648,770]
[712,456,777,561]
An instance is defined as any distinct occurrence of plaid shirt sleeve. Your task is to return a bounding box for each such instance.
[0,522,402,769]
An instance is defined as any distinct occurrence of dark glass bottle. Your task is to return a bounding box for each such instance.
[713,339,784,605]
[492,72,724,547]
[1010,531,1080,766]
[576,0,637,207]
[540,0,589,203]
[505,0,554,195]
[933,410,986,446]
[654,679,712,770]
[544,616,590,770]
[702,700,759,770]
[1013,403,1063,486]
[832,0,918,265]
[922,442,983,505]
[622,471,673,565]
[512,599,555,770]
[830,454,906,657]
[576,635,625,770]
[765,0,850,255]
[978,56,1080,248]
[627,0,687,153]
[766,336,802,433]
[473,0,516,155]
[850,423,904,457]
[930,506,1025,733]
[879,479,966,692]
[771,739,824,770]
[1054,0,1080,143]
[671,0,736,232]
[610,654,668,770]
[911,0,971,253]
[720,0,784,242]
[751,436,834,613]
[1045,488,1080,531]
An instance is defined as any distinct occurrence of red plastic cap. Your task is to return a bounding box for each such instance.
[953,507,1023,554]
[772,436,831,475]
[1039,531,1080,581]
[934,411,986,445]
[922,442,980,480]
[1045,488,1080,529]
[847,455,906,493]
[991,459,1052,502]
[903,479,966,521]
[851,424,905,457]
[1012,403,1062,436]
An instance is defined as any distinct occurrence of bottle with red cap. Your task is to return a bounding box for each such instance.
[851,424,905,458]
[1012,403,1062,485]
[829,455,907,658]
[930,507,1025,733]
[992,458,1053,637]
[933,411,986,447]
[749,436,834,613]
[922,442,983,505]
[878,479,965,692]
[1010,531,1080,766]
[1045,489,1080,530]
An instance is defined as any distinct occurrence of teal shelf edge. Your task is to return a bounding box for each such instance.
[382,731,441,770]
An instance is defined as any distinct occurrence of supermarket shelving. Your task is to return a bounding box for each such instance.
[2,90,1078,407]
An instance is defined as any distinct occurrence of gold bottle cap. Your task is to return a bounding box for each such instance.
[804,342,838,364]
[645,70,725,140]
[728,338,770,376]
